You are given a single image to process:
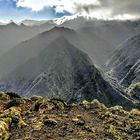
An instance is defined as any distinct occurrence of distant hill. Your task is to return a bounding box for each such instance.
[21,20,52,26]
[0,21,56,56]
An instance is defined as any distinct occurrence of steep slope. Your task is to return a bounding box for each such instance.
[75,20,140,67]
[60,17,140,68]
[107,33,140,81]
[0,21,56,56]
[0,35,135,109]
[1,18,140,70]
[107,33,140,101]
[0,27,78,79]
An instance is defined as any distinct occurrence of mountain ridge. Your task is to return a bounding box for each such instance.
[0,35,136,109]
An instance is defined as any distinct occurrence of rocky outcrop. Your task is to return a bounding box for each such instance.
[0,92,140,140]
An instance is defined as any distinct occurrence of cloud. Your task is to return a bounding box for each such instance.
[16,0,100,13]
[16,0,140,20]
[99,0,140,15]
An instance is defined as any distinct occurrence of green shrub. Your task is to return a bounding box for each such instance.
[82,100,90,109]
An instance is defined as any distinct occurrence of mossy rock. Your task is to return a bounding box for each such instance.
[109,106,127,115]
[82,100,90,109]
[0,106,27,139]
[0,104,4,114]
[0,118,12,140]
[130,109,140,115]
[10,107,27,127]
[91,99,106,109]
[39,98,55,112]
[23,98,32,102]
[0,121,10,140]
[128,82,140,92]
[5,99,21,109]
[50,96,67,110]
[31,96,43,101]
[39,102,55,110]
[1,107,27,128]
[33,102,42,111]
[0,92,10,100]
[5,92,21,99]
[107,124,122,140]
[128,82,140,99]
[43,118,57,127]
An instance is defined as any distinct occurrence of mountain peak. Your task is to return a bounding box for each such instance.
[6,20,18,27]
[39,26,76,37]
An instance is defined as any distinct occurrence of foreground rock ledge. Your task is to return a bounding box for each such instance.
[0,92,140,140]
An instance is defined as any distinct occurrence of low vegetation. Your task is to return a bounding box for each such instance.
[128,82,140,93]
[0,92,140,140]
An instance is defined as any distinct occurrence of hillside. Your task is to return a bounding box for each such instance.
[107,33,140,101]
[0,27,78,78]
[0,92,140,140]
[0,34,136,109]
[62,19,140,67]
[1,19,140,69]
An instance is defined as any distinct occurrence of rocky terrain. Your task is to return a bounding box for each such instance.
[0,17,140,140]
[107,33,140,101]
[0,92,140,140]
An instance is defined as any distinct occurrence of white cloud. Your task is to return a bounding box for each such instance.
[16,0,140,20]
[110,14,140,21]
[16,0,100,13]
[0,19,10,24]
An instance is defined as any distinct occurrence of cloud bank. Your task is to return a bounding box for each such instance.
[16,0,140,20]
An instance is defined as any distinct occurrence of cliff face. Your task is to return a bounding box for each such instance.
[0,92,140,140]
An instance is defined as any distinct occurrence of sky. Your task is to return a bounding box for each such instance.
[0,0,140,22]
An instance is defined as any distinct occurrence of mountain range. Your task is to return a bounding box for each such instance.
[0,16,140,109]
[0,21,56,56]
[1,18,140,68]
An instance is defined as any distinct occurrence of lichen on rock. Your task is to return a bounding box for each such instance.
[0,92,139,140]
